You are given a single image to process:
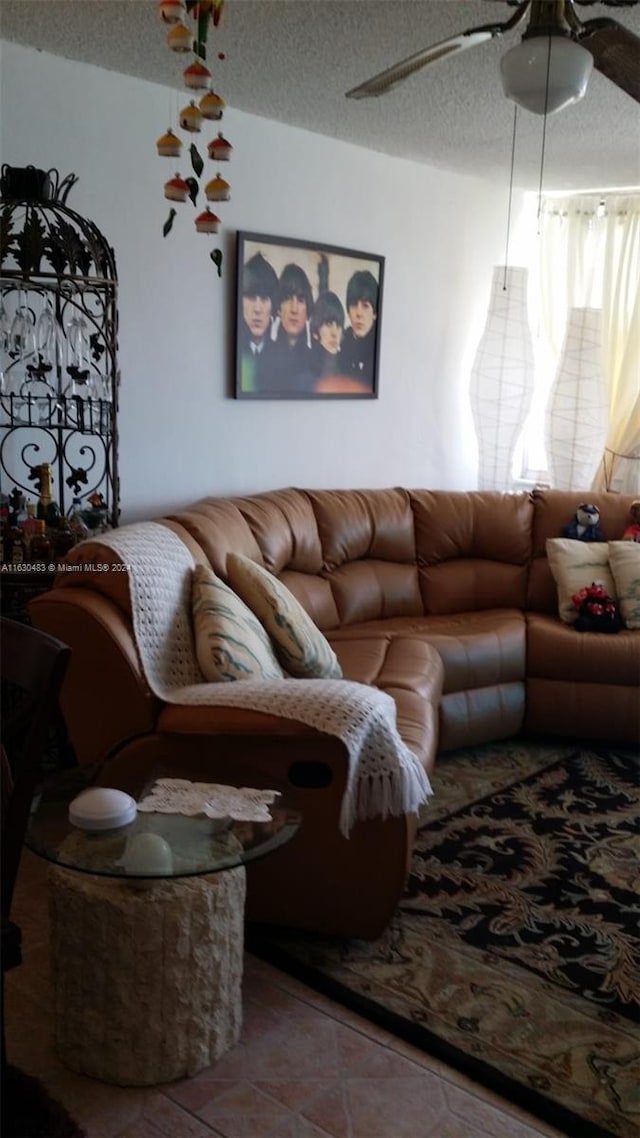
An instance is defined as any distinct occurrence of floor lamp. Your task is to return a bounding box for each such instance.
[545,306,608,491]
[470,265,535,491]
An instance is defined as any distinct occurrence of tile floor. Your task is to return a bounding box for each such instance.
[5,851,568,1138]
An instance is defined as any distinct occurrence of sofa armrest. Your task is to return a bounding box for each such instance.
[96,725,409,939]
[29,589,159,769]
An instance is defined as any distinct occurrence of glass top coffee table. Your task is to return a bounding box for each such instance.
[26,768,301,881]
[26,769,301,1087]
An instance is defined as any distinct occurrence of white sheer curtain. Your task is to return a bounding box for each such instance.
[537,193,640,494]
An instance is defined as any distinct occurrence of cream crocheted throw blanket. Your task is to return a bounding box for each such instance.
[97,522,432,836]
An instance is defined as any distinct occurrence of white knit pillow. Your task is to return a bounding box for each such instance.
[227,553,342,679]
[608,541,640,630]
[192,563,284,682]
[546,538,616,625]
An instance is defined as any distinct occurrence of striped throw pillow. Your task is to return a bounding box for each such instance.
[226,553,342,679]
[608,541,640,630]
[192,563,284,682]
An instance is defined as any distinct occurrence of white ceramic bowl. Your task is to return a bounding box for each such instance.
[122,833,174,875]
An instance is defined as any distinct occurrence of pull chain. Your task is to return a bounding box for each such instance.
[537,34,553,234]
[503,103,519,290]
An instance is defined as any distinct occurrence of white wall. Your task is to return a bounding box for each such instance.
[1,40,531,522]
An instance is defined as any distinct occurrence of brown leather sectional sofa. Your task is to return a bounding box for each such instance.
[30,486,639,939]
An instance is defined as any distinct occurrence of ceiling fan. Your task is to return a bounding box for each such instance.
[346,0,640,115]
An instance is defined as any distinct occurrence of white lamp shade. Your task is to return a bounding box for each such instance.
[500,36,593,115]
[545,307,609,490]
[470,266,535,492]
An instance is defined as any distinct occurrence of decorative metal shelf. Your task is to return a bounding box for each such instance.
[1,392,114,432]
[0,166,120,526]
[0,393,115,504]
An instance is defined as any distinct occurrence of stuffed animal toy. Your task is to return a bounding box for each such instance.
[622,499,640,542]
[562,503,605,542]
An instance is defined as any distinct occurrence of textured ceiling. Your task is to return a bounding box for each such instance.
[1,0,639,190]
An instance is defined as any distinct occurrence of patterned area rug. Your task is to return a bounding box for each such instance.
[248,741,640,1138]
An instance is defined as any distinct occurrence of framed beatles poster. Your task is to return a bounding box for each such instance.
[235,231,384,399]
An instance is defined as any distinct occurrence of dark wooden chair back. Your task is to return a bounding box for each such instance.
[1,618,71,954]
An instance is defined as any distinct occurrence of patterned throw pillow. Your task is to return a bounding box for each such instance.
[608,541,640,630]
[191,563,284,682]
[546,538,617,624]
[226,553,343,679]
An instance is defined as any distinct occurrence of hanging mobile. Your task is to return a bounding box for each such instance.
[157,0,231,270]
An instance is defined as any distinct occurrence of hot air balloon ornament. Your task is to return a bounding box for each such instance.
[195,207,220,234]
[179,100,203,133]
[167,22,192,52]
[205,173,230,202]
[199,90,225,121]
[184,60,212,90]
[207,131,232,162]
[159,0,186,24]
[156,129,183,158]
[164,173,190,202]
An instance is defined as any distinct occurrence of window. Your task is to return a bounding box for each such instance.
[514,190,640,494]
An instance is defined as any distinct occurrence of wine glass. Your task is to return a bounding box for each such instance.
[6,292,36,419]
[0,298,10,348]
[36,300,64,372]
[93,373,112,402]
[9,291,37,362]
[30,298,63,422]
[65,313,92,399]
[0,297,11,395]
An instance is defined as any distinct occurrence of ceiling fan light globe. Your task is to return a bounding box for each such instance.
[500,36,593,115]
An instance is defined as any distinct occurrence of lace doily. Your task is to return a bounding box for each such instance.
[137,778,280,822]
[96,522,432,835]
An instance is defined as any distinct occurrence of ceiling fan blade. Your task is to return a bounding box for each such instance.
[346,29,495,99]
[346,3,531,99]
[577,17,640,101]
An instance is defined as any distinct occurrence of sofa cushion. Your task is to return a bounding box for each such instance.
[546,538,616,624]
[307,488,416,570]
[324,561,423,626]
[226,553,342,679]
[330,611,527,753]
[170,499,265,577]
[306,489,423,625]
[191,563,284,682]
[526,612,639,685]
[277,570,340,632]
[236,490,324,575]
[331,636,443,773]
[329,610,526,692]
[409,490,533,615]
[608,541,640,630]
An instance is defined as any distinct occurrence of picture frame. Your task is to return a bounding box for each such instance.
[235,231,384,399]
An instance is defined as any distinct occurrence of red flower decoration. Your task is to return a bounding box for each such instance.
[572,581,621,633]
[571,581,613,610]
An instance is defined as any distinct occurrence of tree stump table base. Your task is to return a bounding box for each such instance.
[49,864,246,1086]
